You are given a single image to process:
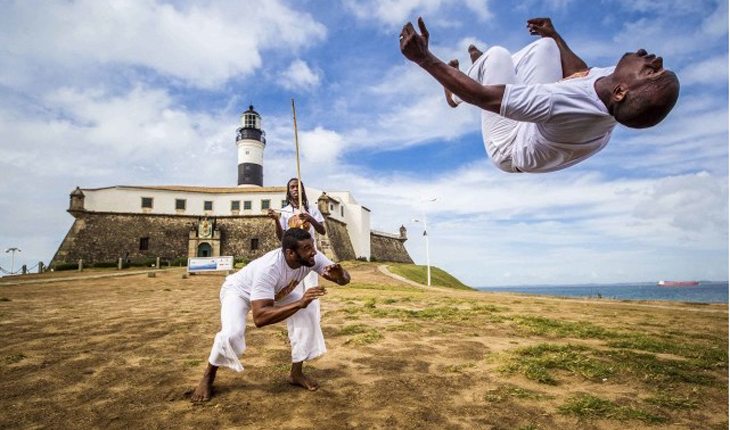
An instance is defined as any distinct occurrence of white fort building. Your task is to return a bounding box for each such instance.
[52,106,412,267]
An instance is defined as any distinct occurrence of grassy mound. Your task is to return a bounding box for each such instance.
[387,263,472,290]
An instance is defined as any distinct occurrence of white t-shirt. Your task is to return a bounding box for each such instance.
[222,248,333,302]
[279,204,325,249]
[501,67,617,173]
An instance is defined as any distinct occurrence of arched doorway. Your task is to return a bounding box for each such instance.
[197,242,212,257]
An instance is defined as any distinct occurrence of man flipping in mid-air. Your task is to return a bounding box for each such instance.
[399,17,680,173]
[190,228,350,402]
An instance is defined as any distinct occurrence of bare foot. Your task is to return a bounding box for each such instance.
[468,44,483,63]
[190,363,217,403]
[288,373,319,391]
[190,378,213,402]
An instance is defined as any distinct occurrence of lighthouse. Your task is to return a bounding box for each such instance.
[236,105,266,187]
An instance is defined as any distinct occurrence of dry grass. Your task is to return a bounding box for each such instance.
[0,262,727,429]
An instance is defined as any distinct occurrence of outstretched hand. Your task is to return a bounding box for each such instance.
[299,287,327,308]
[526,17,557,38]
[322,263,351,285]
[400,17,431,65]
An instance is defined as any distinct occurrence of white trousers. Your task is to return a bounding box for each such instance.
[462,38,562,172]
[207,273,326,372]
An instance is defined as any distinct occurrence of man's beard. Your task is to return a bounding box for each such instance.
[297,252,315,267]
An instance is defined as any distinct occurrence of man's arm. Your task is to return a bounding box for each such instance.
[251,287,327,328]
[299,212,326,235]
[400,18,504,114]
[267,209,284,240]
[526,18,588,78]
[320,264,350,286]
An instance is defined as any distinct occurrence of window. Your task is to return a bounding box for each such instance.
[261,199,270,210]
[204,201,213,211]
[281,200,288,208]
[231,200,240,211]
[175,199,186,210]
[243,200,252,210]
[141,197,153,209]
[139,237,149,251]
[330,204,334,211]
[341,206,344,217]
[250,238,259,250]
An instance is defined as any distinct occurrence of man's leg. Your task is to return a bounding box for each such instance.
[191,292,250,402]
[456,45,523,172]
[280,278,326,391]
[510,37,562,85]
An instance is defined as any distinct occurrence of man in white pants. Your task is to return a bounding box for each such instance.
[190,228,350,402]
[399,17,680,173]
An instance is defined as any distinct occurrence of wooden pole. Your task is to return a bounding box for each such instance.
[291,99,303,211]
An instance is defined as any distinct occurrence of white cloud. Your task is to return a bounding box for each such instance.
[0,0,327,89]
[679,54,729,87]
[278,59,322,91]
[344,0,492,28]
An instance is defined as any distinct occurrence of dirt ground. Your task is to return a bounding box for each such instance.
[0,263,727,429]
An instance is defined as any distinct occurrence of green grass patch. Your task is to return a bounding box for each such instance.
[3,353,26,365]
[603,349,716,385]
[501,342,720,387]
[385,322,422,332]
[606,335,728,369]
[338,324,371,336]
[387,264,472,290]
[500,343,614,385]
[558,393,666,423]
[183,359,203,368]
[512,316,615,339]
[344,329,383,346]
[345,282,423,293]
[645,392,700,410]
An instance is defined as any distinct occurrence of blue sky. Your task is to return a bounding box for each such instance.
[0,0,727,286]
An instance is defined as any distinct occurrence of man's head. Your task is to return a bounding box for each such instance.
[286,178,309,210]
[610,49,680,129]
[282,228,316,267]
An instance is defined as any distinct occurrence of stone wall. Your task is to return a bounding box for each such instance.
[51,212,282,266]
[323,218,356,261]
[51,211,410,267]
[370,232,413,263]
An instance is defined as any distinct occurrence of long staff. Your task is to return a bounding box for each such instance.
[291,99,304,216]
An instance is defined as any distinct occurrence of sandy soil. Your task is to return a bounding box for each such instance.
[0,263,726,429]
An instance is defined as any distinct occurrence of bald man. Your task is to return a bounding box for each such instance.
[400,17,679,173]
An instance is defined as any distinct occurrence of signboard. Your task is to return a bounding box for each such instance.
[187,256,234,273]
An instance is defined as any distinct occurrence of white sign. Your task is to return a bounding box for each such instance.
[188,256,234,273]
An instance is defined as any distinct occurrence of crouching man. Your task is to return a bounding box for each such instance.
[191,228,350,402]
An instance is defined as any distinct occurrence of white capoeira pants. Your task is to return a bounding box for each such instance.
[207,271,326,372]
[458,38,563,172]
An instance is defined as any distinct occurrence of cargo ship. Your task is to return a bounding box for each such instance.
[657,280,700,287]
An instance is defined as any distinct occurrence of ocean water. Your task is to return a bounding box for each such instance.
[478,281,728,304]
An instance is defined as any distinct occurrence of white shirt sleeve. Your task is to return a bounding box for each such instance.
[500,83,553,123]
[313,252,334,275]
[309,205,325,223]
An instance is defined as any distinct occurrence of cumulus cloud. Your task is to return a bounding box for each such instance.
[679,54,729,87]
[278,59,322,91]
[0,0,326,89]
